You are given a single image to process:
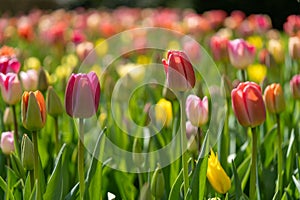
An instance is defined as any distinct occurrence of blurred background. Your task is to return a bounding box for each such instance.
[0,0,299,29]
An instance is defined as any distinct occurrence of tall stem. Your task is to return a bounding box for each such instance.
[78,118,85,200]
[54,117,60,154]
[179,92,189,198]
[250,127,257,200]
[32,131,39,183]
[241,69,246,82]
[12,105,20,157]
[220,98,230,172]
[276,114,283,198]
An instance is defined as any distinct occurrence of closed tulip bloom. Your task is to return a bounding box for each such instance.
[155,98,173,127]
[0,57,21,74]
[186,95,209,127]
[210,35,229,61]
[207,149,231,194]
[65,72,100,118]
[0,131,15,155]
[264,83,285,114]
[231,82,266,127]
[162,50,195,91]
[20,69,38,91]
[228,39,256,69]
[0,73,22,105]
[288,36,300,60]
[290,75,300,100]
[21,90,46,131]
[47,86,64,117]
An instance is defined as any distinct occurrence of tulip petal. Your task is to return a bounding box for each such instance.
[231,88,251,127]
[87,72,101,112]
[65,74,76,117]
[244,85,266,127]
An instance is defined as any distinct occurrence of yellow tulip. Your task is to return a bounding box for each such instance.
[247,63,267,84]
[207,149,231,194]
[155,98,173,128]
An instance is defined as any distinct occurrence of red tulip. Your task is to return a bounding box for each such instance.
[65,72,100,118]
[290,74,300,100]
[162,50,195,91]
[228,39,256,69]
[231,82,266,127]
[210,35,229,62]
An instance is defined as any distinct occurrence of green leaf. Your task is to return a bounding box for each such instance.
[43,144,66,200]
[188,134,209,200]
[64,183,79,200]
[10,153,26,181]
[0,175,15,200]
[168,169,183,200]
[114,171,137,199]
[23,173,32,200]
[29,181,37,200]
[286,130,295,181]
[292,176,300,193]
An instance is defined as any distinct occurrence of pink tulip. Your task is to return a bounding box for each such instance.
[210,35,229,61]
[0,57,21,74]
[65,72,100,118]
[20,69,38,91]
[231,82,266,127]
[0,73,22,105]
[186,95,209,127]
[288,36,300,60]
[228,39,256,69]
[162,50,195,91]
[290,75,300,100]
[0,131,14,155]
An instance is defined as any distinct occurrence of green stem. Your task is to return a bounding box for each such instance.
[138,168,143,190]
[179,92,189,198]
[249,127,257,200]
[276,114,283,198]
[12,105,20,158]
[220,98,230,172]
[54,117,60,154]
[241,69,246,82]
[32,131,39,183]
[78,118,85,200]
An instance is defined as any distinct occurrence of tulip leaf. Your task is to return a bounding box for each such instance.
[188,133,209,200]
[231,159,249,200]
[29,181,37,200]
[64,183,79,200]
[292,175,300,193]
[285,130,295,181]
[23,173,31,200]
[43,144,66,200]
[168,169,183,200]
[0,175,15,200]
[85,128,106,199]
[10,153,26,181]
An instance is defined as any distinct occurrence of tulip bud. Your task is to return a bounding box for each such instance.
[138,183,151,200]
[3,107,13,127]
[264,83,285,114]
[231,82,266,127]
[21,90,47,131]
[0,131,15,155]
[288,36,300,60]
[210,35,229,62]
[228,39,256,69]
[21,134,34,170]
[65,72,100,118]
[0,73,22,105]
[186,95,209,127]
[132,138,144,167]
[155,98,173,128]
[290,75,300,100]
[47,86,64,117]
[162,50,195,91]
[207,149,231,194]
[151,164,165,199]
[37,68,49,92]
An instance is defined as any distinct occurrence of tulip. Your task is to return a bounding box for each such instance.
[290,74,300,100]
[228,39,256,69]
[0,57,21,74]
[162,50,195,91]
[206,149,231,194]
[264,83,285,114]
[0,131,15,155]
[21,134,34,170]
[231,82,266,127]
[0,73,22,105]
[151,164,165,199]
[155,98,173,128]
[20,69,38,91]
[288,36,300,60]
[267,39,285,64]
[186,94,209,127]
[65,72,100,118]
[47,86,64,117]
[37,68,49,92]
[210,35,229,62]
[21,90,46,131]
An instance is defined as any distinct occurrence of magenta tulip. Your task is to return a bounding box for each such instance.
[228,39,256,69]
[231,82,266,127]
[0,73,22,105]
[65,72,100,118]
[162,50,195,91]
[0,57,21,74]
[290,74,300,100]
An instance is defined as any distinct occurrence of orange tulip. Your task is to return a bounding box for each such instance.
[264,83,285,114]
